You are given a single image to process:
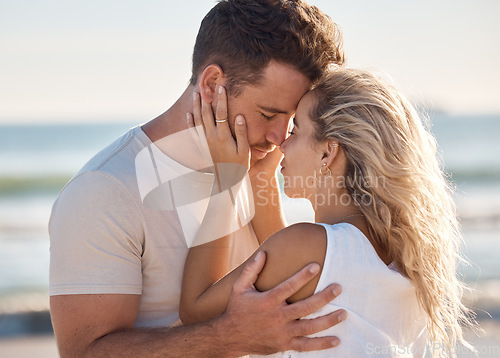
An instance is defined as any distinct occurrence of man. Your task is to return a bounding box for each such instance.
[49,0,346,356]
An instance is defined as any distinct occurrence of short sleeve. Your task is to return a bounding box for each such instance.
[49,171,144,296]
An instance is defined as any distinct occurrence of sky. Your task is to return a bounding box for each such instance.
[1,0,499,124]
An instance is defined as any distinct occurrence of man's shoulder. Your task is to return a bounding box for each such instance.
[78,126,146,177]
[59,126,148,198]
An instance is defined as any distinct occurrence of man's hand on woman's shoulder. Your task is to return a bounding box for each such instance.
[215,251,345,356]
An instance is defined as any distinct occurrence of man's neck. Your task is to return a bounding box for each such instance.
[141,85,210,171]
[142,85,195,143]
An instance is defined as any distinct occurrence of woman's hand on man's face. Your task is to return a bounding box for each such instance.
[187,86,250,191]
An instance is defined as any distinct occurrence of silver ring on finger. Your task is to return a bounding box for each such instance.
[215,118,228,123]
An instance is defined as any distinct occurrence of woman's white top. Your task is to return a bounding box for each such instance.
[253,223,427,357]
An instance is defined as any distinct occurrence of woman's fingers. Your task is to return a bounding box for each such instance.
[192,93,202,126]
[234,115,250,163]
[186,112,198,141]
[187,111,213,166]
[190,88,249,169]
[215,86,228,122]
[199,93,216,135]
[217,86,249,165]
[192,93,208,138]
[215,86,232,141]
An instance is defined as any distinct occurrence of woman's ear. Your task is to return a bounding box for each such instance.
[198,64,225,104]
[321,140,340,168]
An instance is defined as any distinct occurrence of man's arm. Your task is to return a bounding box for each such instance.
[50,294,247,358]
[180,224,346,354]
[51,253,342,357]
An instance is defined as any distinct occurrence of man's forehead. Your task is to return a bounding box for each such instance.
[246,61,311,111]
[257,104,290,115]
[250,85,308,115]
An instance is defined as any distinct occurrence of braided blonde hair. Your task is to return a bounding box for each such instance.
[311,68,475,356]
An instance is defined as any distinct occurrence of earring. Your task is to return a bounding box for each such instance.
[314,163,332,184]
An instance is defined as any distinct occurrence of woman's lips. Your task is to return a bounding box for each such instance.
[280,160,285,172]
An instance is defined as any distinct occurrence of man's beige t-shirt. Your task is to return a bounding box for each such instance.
[49,126,258,328]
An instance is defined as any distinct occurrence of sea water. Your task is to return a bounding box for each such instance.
[0,115,499,320]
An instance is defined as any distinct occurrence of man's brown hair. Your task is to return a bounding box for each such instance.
[190,0,345,96]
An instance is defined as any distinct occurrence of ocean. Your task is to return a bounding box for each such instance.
[0,114,499,330]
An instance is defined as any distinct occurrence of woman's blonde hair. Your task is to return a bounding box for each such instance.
[311,68,475,356]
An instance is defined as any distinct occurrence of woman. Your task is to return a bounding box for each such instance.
[180,68,474,357]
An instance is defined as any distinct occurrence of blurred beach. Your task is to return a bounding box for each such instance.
[0,114,499,357]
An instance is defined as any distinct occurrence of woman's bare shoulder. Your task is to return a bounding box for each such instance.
[255,223,328,302]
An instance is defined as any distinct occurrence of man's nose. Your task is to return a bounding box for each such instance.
[265,118,290,146]
[279,137,288,154]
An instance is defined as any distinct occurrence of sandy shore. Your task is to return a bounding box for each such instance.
[0,335,58,358]
[0,321,499,358]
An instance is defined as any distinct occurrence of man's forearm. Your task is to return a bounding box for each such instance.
[84,317,241,358]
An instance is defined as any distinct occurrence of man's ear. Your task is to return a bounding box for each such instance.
[198,64,225,104]
[321,140,340,168]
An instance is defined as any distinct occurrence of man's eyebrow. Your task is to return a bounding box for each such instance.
[257,105,289,115]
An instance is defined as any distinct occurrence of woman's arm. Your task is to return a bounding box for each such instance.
[180,222,328,324]
[249,148,288,244]
[182,87,336,325]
